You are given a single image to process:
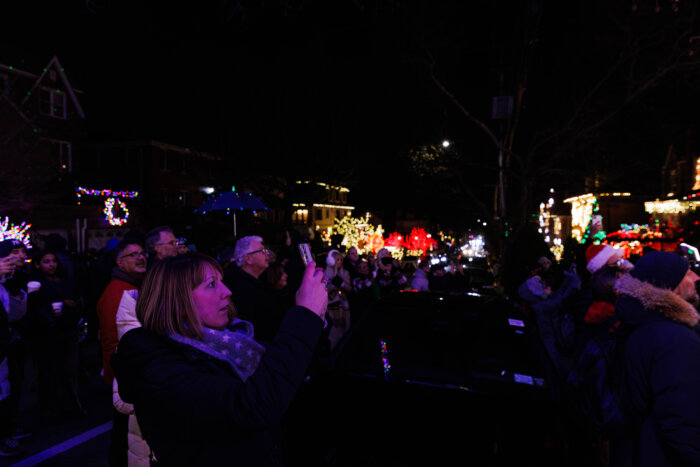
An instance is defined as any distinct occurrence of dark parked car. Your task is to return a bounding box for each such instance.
[459,256,497,292]
[282,291,569,466]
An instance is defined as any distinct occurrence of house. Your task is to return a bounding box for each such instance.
[291,180,355,237]
[0,56,87,245]
[79,139,226,250]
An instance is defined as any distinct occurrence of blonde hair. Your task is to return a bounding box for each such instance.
[136,253,235,339]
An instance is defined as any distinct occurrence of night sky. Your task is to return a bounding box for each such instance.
[3,0,700,228]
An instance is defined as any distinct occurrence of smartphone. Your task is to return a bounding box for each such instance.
[298,243,313,266]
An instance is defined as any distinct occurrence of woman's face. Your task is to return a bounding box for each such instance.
[348,248,359,262]
[192,265,233,330]
[38,253,58,276]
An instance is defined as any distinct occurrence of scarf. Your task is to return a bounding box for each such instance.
[169,319,266,382]
[111,266,143,287]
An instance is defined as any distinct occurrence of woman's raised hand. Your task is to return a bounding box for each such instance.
[295,261,328,319]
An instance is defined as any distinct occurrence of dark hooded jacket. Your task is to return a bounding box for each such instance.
[613,274,700,467]
[111,306,323,466]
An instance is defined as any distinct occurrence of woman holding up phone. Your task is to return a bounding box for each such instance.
[112,253,327,466]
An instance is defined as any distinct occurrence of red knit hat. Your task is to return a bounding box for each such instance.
[585,244,623,274]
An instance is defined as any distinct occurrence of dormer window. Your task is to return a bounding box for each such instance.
[38,86,66,119]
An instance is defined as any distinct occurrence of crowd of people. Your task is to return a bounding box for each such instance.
[0,225,484,464]
[2,222,697,467]
[515,243,700,467]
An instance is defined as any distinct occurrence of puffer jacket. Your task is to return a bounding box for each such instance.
[613,275,700,467]
[113,289,150,467]
[111,306,323,466]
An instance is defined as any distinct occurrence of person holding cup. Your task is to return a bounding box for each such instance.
[28,249,86,423]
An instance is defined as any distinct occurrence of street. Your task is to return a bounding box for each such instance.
[0,339,113,467]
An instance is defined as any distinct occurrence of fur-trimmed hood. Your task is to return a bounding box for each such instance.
[615,274,700,328]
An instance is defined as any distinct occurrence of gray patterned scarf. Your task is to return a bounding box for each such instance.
[169,319,266,382]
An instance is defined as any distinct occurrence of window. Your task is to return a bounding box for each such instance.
[293,209,308,224]
[38,86,66,119]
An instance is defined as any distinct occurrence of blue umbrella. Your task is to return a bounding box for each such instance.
[195,189,268,237]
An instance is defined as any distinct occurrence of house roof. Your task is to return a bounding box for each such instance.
[0,55,85,119]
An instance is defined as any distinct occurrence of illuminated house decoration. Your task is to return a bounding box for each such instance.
[76,187,138,226]
[693,157,700,191]
[403,227,437,257]
[460,235,486,257]
[333,214,382,254]
[606,223,679,256]
[564,193,631,243]
[293,181,354,232]
[645,198,700,215]
[539,190,565,260]
[384,232,404,249]
[0,217,32,248]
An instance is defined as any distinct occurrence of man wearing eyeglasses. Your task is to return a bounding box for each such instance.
[97,241,146,385]
[96,239,147,467]
[223,235,280,343]
[145,226,180,264]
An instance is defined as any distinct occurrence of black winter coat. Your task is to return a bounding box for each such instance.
[111,306,324,466]
[223,264,285,344]
[613,275,700,467]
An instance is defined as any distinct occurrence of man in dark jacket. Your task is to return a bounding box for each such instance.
[613,251,700,467]
[223,236,280,343]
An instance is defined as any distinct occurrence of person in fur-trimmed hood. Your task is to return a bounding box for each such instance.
[612,251,700,467]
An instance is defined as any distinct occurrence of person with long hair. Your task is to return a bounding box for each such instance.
[111,253,327,466]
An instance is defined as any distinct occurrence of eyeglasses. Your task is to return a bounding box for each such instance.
[247,247,270,256]
[156,240,179,247]
[119,251,147,260]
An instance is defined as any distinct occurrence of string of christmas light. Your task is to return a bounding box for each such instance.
[379,339,391,379]
[0,217,32,248]
[76,187,139,201]
[103,197,129,226]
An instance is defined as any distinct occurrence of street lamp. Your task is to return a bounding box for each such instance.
[442,140,450,148]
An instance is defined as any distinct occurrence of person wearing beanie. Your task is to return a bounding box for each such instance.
[611,251,700,467]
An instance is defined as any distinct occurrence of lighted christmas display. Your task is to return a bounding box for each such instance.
[403,227,437,256]
[0,217,32,248]
[334,214,385,254]
[103,197,129,226]
[383,232,404,249]
[693,157,700,191]
[460,235,486,257]
[379,339,391,379]
[605,222,682,256]
[76,187,138,226]
[538,189,564,260]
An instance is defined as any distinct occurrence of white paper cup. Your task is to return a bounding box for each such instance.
[51,301,63,316]
[27,281,41,293]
